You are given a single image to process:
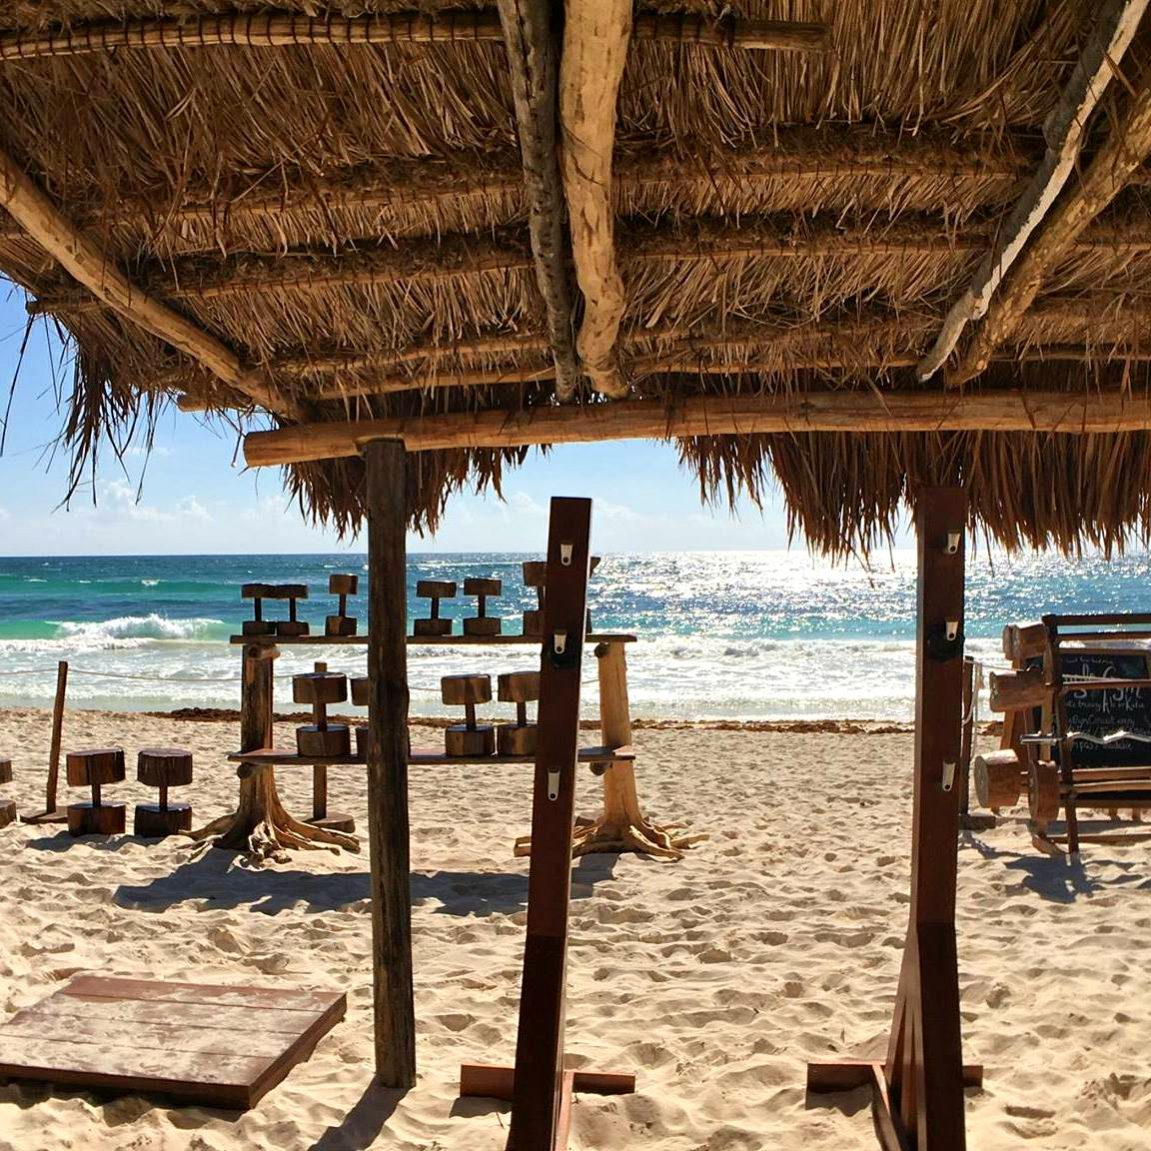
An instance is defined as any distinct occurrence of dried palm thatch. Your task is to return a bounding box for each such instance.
[2,1,1151,554]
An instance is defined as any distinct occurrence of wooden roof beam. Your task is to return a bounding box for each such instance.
[27,210,1151,316]
[561,0,631,397]
[0,144,298,419]
[949,74,1151,384]
[495,0,580,400]
[244,389,1151,465]
[0,127,1033,253]
[918,0,1150,380]
[0,11,828,61]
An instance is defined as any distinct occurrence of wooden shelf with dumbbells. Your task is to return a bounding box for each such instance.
[982,614,1151,855]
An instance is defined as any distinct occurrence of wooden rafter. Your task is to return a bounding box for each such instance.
[0,11,828,61]
[244,389,1151,465]
[561,0,633,397]
[918,0,1150,380]
[27,210,1151,315]
[0,143,297,419]
[493,0,580,400]
[949,76,1151,384]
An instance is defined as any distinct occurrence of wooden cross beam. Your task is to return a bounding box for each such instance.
[243,389,1151,466]
[808,486,982,1150]
[460,496,635,1148]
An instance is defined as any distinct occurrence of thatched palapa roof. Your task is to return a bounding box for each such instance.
[3,0,1151,552]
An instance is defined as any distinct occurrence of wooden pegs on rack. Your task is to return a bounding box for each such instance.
[497,671,541,755]
[522,562,546,637]
[66,748,126,836]
[442,674,495,756]
[351,676,370,757]
[292,661,350,757]
[0,759,15,829]
[414,580,456,637]
[326,573,360,637]
[463,578,502,637]
[134,748,194,837]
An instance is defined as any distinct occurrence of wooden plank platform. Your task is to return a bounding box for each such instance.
[228,745,636,767]
[229,632,637,646]
[0,975,345,1110]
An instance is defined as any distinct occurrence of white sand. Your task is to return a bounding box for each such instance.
[1,707,1151,1149]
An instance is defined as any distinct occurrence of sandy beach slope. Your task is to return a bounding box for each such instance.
[1,707,1150,1149]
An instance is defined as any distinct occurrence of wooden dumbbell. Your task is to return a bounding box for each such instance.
[270,584,310,637]
[497,671,540,756]
[293,662,351,757]
[351,676,370,757]
[442,675,495,756]
[522,562,546,638]
[241,583,276,636]
[0,759,15,829]
[414,580,457,637]
[326,573,359,637]
[134,748,193,837]
[66,747,126,836]
[1028,759,1061,827]
[973,749,1025,812]
[464,578,502,637]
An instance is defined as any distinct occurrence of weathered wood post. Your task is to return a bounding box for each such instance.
[364,438,416,1089]
[808,486,980,1150]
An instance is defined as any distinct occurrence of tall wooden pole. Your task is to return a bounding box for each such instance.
[809,486,977,1150]
[364,437,416,1089]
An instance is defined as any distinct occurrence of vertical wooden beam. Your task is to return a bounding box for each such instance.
[241,643,277,753]
[364,438,416,1089]
[496,0,581,400]
[561,0,633,397]
[509,496,593,1150]
[809,487,975,1150]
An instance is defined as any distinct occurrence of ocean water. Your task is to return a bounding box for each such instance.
[0,551,1149,720]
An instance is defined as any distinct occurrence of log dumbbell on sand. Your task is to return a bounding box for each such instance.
[293,662,351,757]
[497,671,540,755]
[463,578,501,637]
[66,748,126,836]
[326,573,359,637]
[442,674,495,756]
[134,747,194,837]
[0,759,15,829]
[973,748,1025,811]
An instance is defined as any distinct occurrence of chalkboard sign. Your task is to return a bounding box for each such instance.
[1028,651,1151,766]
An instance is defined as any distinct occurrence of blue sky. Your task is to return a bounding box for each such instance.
[0,284,816,555]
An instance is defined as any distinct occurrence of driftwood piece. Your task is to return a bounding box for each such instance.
[918,0,1150,380]
[951,68,1151,384]
[561,0,632,397]
[244,389,1151,466]
[495,0,581,400]
[0,145,295,418]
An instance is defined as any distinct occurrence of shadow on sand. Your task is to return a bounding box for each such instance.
[113,844,621,916]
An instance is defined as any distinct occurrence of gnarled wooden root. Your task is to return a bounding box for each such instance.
[187,763,359,863]
[515,814,706,860]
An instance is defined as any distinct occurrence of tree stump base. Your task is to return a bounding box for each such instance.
[188,764,359,864]
[516,813,705,860]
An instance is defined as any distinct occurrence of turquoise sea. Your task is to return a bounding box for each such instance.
[0,551,1149,719]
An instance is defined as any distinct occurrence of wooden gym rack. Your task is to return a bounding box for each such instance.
[808,487,982,1151]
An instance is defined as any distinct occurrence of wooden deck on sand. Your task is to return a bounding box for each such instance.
[0,975,345,1109]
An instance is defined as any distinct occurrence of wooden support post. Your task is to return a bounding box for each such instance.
[460,497,635,1149]
[809,487,979,1151]
[24,660,69,824]
[364,438,416,1090]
